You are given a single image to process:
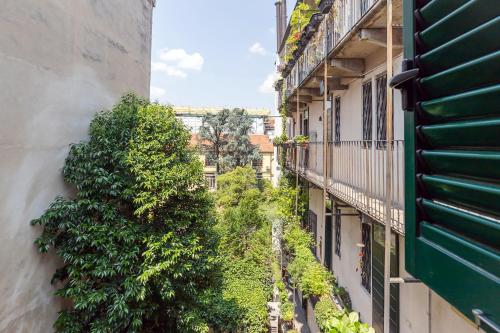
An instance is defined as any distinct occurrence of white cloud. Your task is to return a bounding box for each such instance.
[249,42,267,56]
[151,61,187,78]
[150,86,166,101]
[159,48,204,71]
[259,72,278,94]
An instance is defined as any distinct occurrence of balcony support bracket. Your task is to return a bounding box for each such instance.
[359,28,403,48]
[331,58,365,76]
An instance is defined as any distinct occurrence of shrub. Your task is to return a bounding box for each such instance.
[32,94,219,332]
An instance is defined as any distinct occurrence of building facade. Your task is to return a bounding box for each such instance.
[0,1,154,332]
[275,0,496,332]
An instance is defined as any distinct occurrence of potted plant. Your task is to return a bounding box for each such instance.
[294,135,309,147]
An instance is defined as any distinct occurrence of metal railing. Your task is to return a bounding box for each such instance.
[282,0,378,97]
[280,139,405,234]
[328,140,404,233]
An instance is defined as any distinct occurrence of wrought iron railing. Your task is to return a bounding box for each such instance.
[280,139,404,234]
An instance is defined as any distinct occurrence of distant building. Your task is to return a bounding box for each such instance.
[174,106,275,136]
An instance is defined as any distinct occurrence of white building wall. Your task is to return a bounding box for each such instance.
[309,187,325,261]
[398,237,479,333]
[331,211,372,324]
[333,51,405,143]
[0,1,153,331]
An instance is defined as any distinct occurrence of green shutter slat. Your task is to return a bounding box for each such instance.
[421,199,500,251]
[420,84,500,122]
[420,118,500,148]
[407,0,500,326]
[420,222,500,277]
[418,0,469,27]
[421,174,500,217]
[418,0,500,51]
[415,236,500,328]
[419,50,500,99]
[420,150,500,180]
[418,16,500,76]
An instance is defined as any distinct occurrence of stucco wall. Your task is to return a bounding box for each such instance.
[0,1,153,332]
[331,211,373,324]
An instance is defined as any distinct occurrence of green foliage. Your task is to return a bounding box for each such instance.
[285,2,318,62]
[32,94,219,332]
[198,109,261,174]
[293,134,310,144]
[273,179,372,333]
[320,311,375,333]
[210,167,274,333]
[301,261,334,298]
[216,166,258,207]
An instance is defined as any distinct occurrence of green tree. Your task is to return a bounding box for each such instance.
[198,109,230,175]
[223,109,261,171]
[198,109,261,175]
[32,94,219,333]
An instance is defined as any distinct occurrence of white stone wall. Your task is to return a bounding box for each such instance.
[331,211,373,324]
[0,1,153,331]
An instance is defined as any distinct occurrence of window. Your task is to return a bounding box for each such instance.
[335,97,341,144]
[303,108,309,137]
[361,220,372,293]
[376,74,391,149]
[362,81,372,145]
[334,208,341,257]
[205,173,216,190]
[308,210,318,254]
[252,159,263,168]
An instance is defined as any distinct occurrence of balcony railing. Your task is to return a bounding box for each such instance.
[281,140,404,234]
[283,0,377,98]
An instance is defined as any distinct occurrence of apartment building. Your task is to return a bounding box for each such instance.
[275,1,498,333]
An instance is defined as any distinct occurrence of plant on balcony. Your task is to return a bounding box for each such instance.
[293,134,310,146]
[284,2,319,63]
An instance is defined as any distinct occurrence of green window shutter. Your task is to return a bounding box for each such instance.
[394,1,500,331]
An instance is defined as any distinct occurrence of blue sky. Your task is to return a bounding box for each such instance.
[150,1,281,112]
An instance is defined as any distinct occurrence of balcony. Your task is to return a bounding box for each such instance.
[280,0,402,108]
[280,140,404,234]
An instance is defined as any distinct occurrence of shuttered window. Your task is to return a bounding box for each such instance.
[361,221,371,293]
[362,81,372,146]
[400,0,500,329]
[376,74,392,149]
[335,96,341,144]
[335,208,341,257]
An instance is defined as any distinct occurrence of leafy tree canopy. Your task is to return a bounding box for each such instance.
[198,109,261,174]
[32,94,220,333]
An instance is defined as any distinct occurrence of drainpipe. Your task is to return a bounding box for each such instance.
[295,67,300,216]
[322,15,329,263]
[383,0,394,332]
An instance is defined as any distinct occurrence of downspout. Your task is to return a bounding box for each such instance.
[322,15,329,263]
[295,68,300,216]
[383,0,394,332]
